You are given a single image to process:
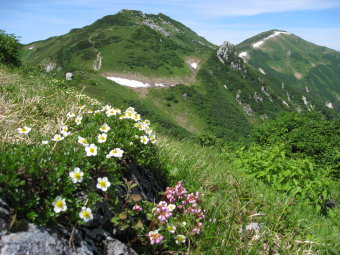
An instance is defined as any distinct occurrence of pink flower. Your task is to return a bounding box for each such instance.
[148,230,163,245]
[132,204,143,212]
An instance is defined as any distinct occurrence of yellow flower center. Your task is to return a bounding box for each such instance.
[82,139,87,144]
[82,211,91,219]
[56,137,61,141]
[90,148,95,153]
[55,200,64,208]
[100,181,107,188]
[74,172,81,180]
[22,128,27,132]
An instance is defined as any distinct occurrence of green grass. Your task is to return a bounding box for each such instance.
[157,137,340,254]
[1,64,339,254]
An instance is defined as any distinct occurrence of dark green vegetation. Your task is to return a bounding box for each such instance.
[0,30,21,66]
[236,30,340,112]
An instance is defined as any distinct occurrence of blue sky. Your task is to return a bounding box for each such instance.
[1,0,340,50]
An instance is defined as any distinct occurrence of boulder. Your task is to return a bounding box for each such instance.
[66,72,73,80]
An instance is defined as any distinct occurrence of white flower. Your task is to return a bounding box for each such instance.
[85,144,98,156]
[42,140,49,144]
[87,110,93,114]
[52,134,64,142]
[75,116,83,125]
[106,109,117,117]
[79,207,93,222]
[60,125,68,133]
[96,177,111,191]
[78,136,88,146]
[149,134,157,144]
[140,135,149,144]
[67,112,75,118]
[145,128,153,135]
[143,120,150,125]
[52,196,67,213]
[133,114,141,121]
[17,126,31,134]
[129,142,133,145]
[77,105,85,110]
[125,111,134,119]
[168,204,176,211]
[97,133,107,143]
[167,224,176,233]
[69,167,84,183]
[106,148,124,158]
[175,234,186,244]
[100,123,110,133]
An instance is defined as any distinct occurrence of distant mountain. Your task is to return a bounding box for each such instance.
[22,9,216,78]
[20,13,338,141]
[236,30,340,113]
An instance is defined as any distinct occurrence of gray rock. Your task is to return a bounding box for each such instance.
[128,165,165,202]
[66,72,73,80]
[0,224,74,255]
[217,41,235,64]
[106,238,138,255]
[0,198,10,236]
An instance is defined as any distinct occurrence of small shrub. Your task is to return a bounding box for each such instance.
[235,144,331,207]
[0,30,21,66]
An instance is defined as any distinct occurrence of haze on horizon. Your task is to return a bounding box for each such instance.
[1,0,340,50]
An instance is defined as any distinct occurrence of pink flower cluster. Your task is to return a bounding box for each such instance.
[155,201,172,222]
[165,180,187,203]
[148,230,163,245]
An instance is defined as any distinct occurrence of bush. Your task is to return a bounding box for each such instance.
[235,144,331,207]
[251,111,340,177]
[0,30,21,66]
[0,105,160,225]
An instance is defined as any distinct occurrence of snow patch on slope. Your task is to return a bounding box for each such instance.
[191,63,198,69]
[238,51,247,59]
[106,76,169,88]
[252,31,290,49]
[326,102,333,109]
[259,68,266,75]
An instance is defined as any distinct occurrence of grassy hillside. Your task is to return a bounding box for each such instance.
[236,30,340,112]
[1,64,339,254]
[21,10,216,78]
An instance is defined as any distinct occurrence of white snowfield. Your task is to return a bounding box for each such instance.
[238,52,247,58]
[326,102,333,109]
[106,77,168,88]
[259,68,266,75]
[252,31,290,49]
[191,63,198,69]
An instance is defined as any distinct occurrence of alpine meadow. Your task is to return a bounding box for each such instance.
[0,6,339,255]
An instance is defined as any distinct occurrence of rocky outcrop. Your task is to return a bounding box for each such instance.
[217,41,235,64]
[0,220,138,255]
[217,42,245,71]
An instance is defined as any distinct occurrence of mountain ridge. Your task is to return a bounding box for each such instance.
[20,10,339,140]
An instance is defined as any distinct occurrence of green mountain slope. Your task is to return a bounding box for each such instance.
[22,9,216,78]
[236,29,340,112]
[20,14,337,141]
